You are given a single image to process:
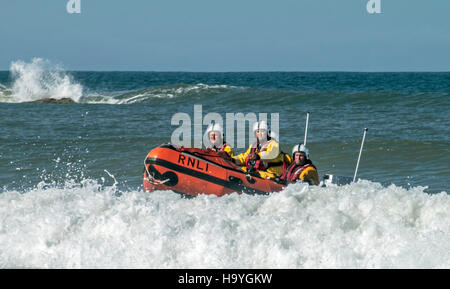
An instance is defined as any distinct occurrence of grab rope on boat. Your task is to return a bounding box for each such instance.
[144,158,170,185]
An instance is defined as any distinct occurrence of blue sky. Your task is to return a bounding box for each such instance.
[0,0,449,71]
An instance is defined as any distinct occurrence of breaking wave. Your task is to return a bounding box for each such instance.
[82,83,244,104]
[0,58,83,103]
[0,59,244,104]
[0,179,448,269]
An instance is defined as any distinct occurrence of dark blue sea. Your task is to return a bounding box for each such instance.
[0,58,449,268]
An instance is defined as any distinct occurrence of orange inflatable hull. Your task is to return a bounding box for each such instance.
[143,145,286,197]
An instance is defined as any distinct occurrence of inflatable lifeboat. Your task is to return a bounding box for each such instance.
[143,144,286,197]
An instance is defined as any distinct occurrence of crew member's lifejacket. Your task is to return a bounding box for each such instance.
[244,141,286,172]
[281,160,316,183]
[233,139,287,179]
[244,144,266,172]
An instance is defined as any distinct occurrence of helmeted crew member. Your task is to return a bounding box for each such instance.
[281,144,319,185]
[205,123,234,158]
[233,121,286,179]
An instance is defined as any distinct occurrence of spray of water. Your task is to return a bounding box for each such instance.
[0,179,448,269]
[3,58,83,102]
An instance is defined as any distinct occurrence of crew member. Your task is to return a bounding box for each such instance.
[205,123,234,158]
[281,144,319,185]
[233,121,286,179]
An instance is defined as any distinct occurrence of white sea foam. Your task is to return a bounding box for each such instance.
[0,180,448,269]
[71,83,239,104]
[1,58,83,103]
[108,83,241,104]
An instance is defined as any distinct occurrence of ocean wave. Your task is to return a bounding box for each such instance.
[79,83,244,104]
[0,58,83,103]
[0,60,248,104]
[0,179,448,268]
[0,82,245,104]
[0,84,13,99]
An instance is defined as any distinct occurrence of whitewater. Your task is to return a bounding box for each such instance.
[1,179,449,269]
[0,58,83,103]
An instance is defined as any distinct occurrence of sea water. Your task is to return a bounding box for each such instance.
[0,59,449,268]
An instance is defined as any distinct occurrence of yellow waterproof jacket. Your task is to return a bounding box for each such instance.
[298,166,320,185]
[221,144,235,158]
[233,140,285,179]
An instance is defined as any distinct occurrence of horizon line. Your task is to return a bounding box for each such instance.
[0,69,449,73]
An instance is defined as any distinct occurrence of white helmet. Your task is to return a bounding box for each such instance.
[292,144,309,159]
[252,120,268,137]
[206,123,223,136]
